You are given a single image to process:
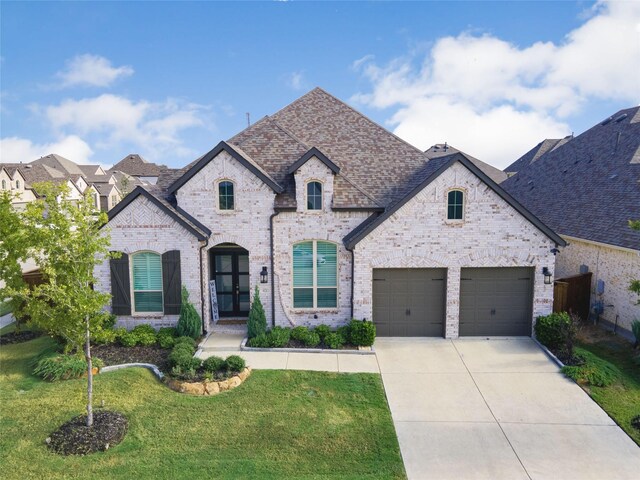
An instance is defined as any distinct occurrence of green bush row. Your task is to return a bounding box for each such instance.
[247,319,375,349]
[93,324,180,349]
[34,354,104,382]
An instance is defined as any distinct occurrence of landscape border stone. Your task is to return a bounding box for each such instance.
[164,367,252,395]
[100,363,165,380]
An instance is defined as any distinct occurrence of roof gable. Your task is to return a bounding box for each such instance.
[344,153,565,249]
[287,147,340,174]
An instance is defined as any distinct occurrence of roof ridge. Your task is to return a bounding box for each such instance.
[267,117,310,150]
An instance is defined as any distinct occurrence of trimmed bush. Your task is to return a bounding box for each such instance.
[562,348,622,387]
[92,327,118,345]
[336,325,351,344]
[119,330,138,347]
[174,336,197,350]
[268,327,291,348]
[176,286,201,339]
[34,354,104,382]
[225,355,246,373]
[324,332,344,350]
[157,327,177,349]
[202,356,225,373]
[168,348,193,368]
[314,324,331,342]
[349,319,376,347]
[247,286,267,339]
[534,312,575,357]
[131,324,157,346]
[247,333,269,348]
[301,331,321,348]
[291,326,309,342]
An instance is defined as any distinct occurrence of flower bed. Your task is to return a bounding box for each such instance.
[165,367,252,396]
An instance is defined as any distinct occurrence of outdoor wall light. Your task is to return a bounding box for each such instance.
[542,267,553,285]
[260,266,268,284]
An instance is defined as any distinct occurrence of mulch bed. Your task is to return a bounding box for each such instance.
[0,330,41,345]
[632,415,640,431]
[92,344,171,373]
[47,411,128,456]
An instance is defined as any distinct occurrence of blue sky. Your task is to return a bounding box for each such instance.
[1,1,638,169]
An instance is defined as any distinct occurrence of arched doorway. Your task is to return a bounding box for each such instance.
[209,243,250,318]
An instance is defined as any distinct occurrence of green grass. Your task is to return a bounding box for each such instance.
[0,337,405,480]
[574,336,640,446]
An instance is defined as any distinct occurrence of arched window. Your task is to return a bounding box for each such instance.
[306,181,322,210]
[132,252,163,313]
[447,190,464,220]
[1,180,6,190]
[218,180,235,210]
[15,180,21,190]
[293,241,337,308]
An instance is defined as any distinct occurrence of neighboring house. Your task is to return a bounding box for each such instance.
[0,165,36,210]
[110,154,165,185]
[424,143,508,184]
[502,107,640,339]
[95,183,123,212]
[96,87,564,338]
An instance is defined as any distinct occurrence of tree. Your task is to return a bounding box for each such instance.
[4,182,113,427]
[247,285,266,338]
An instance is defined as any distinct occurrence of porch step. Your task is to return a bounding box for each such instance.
[216,319,247,325]
[210,323,248,335]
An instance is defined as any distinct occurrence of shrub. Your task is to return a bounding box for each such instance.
[168,348,193,368]
[174,336,197,351]
[225,355,246,373]
[157,327,177,349]
[291,326,309,342]
[176,286,201,339]
[632,319,640,349]
[561,348,622,387]
[92,327,118,345]
[202,356,225,373]
[349,319,376,347]
[130,324,157,346]
[324,332,344,350]
[247,333,269,348]
[247,285,267,339]
[314,324,331,342]
[34,354,104,382]
[119,330,138,347]
[534,312,577,358]
[301,331,321,348]
[336,325,351,344]
[268,327,291,347]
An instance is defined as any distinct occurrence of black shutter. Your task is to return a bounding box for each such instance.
[162,250,182,315]
[110,253,131,315]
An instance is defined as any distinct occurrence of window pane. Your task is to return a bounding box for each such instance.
[293,242,313,287]
[447,191,463,220]
[317,288,337,308]
[215,274,233,293]
[307,182,322,210]
[293,288,314,308]
[447,205,456,219]
[316,241,337,287]
[217,293,233,312]
[133,252,162,290]
[215,255,233,273]
[134,292,163,312]
[238,254,249,272]
[219,181,234,210]
[455,205,463,219]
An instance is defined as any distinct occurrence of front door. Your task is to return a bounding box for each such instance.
[210,246,250,317]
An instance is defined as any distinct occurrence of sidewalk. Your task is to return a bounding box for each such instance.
[0,313,15,329]
[197,333,380,373]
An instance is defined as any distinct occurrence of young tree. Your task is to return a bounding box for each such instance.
[5,182,113,427]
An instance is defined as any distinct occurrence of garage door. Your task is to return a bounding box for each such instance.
[372,268,446,337]
[459,267,533,336]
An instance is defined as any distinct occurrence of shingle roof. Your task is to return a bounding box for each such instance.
[505,137,572,174]
[425,144,508,184]
[110,154,164,177]
[31,154,85,176]
[0,163,66,187]
[501,106,640,251]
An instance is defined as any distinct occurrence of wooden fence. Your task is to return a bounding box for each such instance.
[553,272,592,321]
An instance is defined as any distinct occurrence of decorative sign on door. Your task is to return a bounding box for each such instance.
[209,280,219,324]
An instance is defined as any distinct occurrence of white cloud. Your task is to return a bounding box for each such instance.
[0,135,94,164]
[56,54,134,88]
[353,0,640,168]
[286,71,306,90]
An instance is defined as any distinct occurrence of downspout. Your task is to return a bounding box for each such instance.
[199,240,207,333]
[346,245,355,319]
[269,211,281,327]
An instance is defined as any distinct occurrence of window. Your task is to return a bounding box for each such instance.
[218,181,234,210]
[293,241,337,308]
[132,252,163,312]
[93,193,99,209]
[1,180,5,190]
[15,180,20,190]
[447,190,464,220]
[111,194,118,206]
[306,181,322,210]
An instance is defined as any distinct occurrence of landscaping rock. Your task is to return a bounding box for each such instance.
[182,382,205,395]
[164,367,252,395]
[47,411,127,456]
[218,379,230,391]
[228,376,241,389]
[204,381,220,395]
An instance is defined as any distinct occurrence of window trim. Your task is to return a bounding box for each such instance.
[292,240,339,310]
[130,251,164,315]
[446,188,465,222]
[217,179,236,212]
[305,180,323,211]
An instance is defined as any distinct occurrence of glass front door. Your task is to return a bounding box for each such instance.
[211,247,250,317]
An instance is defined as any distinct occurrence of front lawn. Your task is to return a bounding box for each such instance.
[574,327,640,446]
[0,337,405,479]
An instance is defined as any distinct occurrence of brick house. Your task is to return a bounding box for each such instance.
[502,107,640,339]
[97,88,564,338]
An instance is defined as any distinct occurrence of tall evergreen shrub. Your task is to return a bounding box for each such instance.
[247,285,266,339]
[176,286,201,339]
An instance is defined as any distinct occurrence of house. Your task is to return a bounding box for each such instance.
[110,154,165,185]
[502,107,640,339]
[0,165,37,210]
[96,87,564,338]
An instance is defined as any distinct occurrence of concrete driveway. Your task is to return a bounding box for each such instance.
[376,337,640,480]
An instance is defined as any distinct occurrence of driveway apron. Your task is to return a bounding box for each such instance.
[376,337,640,480]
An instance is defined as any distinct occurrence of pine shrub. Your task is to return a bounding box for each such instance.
[247,286,267,339]
[176,286,201,339]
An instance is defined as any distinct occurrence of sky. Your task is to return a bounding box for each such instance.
[1,1,639,170]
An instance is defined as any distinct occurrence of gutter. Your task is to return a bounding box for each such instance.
[269,211,281,327]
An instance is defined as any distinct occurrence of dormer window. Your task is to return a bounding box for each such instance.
[447,190,464,220]
[1,180,6,190]
[307,181,322,210]
[218,180,235,210]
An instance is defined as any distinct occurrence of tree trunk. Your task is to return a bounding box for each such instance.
[85,315,93,428]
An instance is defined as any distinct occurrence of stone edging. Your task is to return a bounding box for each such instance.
[100,363,165,379]
[531,338,566,368]
[164,367,252,395]
[240,337,375,355]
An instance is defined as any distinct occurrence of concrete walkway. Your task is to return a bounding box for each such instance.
[0,313,15,329]
[197,333,380,373]
[376,337,640,480]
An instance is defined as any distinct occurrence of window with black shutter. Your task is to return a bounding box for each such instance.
[110,253,131,315]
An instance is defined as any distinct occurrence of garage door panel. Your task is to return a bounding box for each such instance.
[459,267,533,337]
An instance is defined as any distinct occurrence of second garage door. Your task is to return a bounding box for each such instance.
[372,268,446,337]
[459,267,534,336]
